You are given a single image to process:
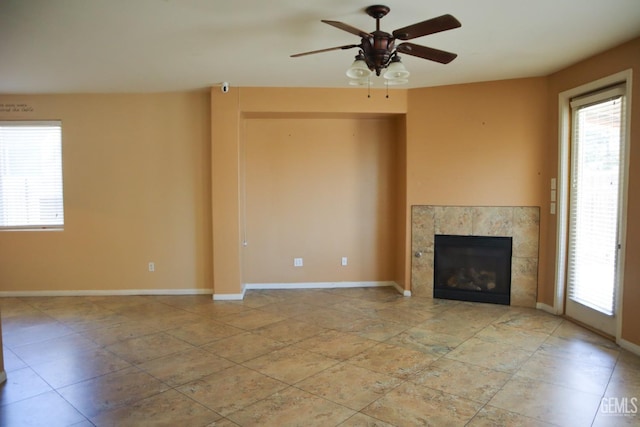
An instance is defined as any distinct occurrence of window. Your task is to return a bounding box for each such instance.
[0,121,64,229]
[567,85,626,316]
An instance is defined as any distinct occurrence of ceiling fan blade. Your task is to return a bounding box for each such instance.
[321,20,373,38]
[396,43,458,64]
[393,14,461,40]
[290,44,360,58]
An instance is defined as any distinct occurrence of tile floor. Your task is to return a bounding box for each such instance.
[1,287,639,426]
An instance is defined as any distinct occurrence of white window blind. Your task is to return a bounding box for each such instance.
[567,86,625,315]
[0,121,64,229]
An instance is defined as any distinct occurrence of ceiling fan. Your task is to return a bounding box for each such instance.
[291,5,461,84]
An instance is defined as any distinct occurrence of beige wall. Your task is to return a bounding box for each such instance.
[405,78,550,298]
[243,116,401,284]
[1,38,638,348]
[545,37,640,345]
[0,92,212,293]
[211,87,408,296]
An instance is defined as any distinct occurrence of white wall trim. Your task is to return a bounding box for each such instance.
[213,281,402,300]
[391,281,411,296]
[618,337,640,357]
[536,302,558,315]
[0,288,212,297]
[244,281,398,291]
[212,292,246,301]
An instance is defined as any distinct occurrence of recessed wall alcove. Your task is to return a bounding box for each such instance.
[242,114,406,285]
[411,205,540,307]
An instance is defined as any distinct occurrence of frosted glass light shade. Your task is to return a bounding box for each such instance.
[385,78,408,86]
[383,59,410,80]
[348,78,371,86]
[346,58,372,79]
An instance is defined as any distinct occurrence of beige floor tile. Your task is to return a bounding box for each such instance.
[538,335,620,369]
[200,331,287,363]
[475,322,550,351]
[184,301,249,319]
[177,364,288,416]
[413,315,484,340]
[91,389,221,427]
[412,358,511,403]
[218,308,286,330]
[337,412,396,426]
[11,333,100,365]
[363,381,483,426]
[0,390,88,426]
[385,326,464,357]
[252,318,327,344]
[164,319,243,346]
[2,319,75,348]
[79,320,161,347]
[257,301,320,318]
[0,347,27,372]
[604,361,640,398]
[0,366,53,406]
[293,306,366,331]
[516,352,613,395]
[445,337,533,373]
[488,376,602,426]
[341,317,409,342]
[105,331,195,365]
[58,366,169,418]
[348,343,435,379]
[133,309,206,331]
[467,405,555,426]
[297,330,378,360]
[592,410,640,426]
[137,347,235,387]
[494,308,563,334]
[2,290,639,427]
[30,347,132,388]
[241,290,287,308]
[227,386,355,427]
[327,300,383,320]
[243,345,338,384]
[297,362,402,411]
[552,320,619,349]
[372,306,437,325]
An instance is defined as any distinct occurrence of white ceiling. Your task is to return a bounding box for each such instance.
[1,0,639,94]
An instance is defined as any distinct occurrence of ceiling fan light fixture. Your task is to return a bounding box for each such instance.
[348,77,371,86]
[346,54,372,79]
[384,78,409,86]
[383,56,410,80]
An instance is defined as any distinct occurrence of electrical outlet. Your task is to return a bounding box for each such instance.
[148,262,155,272]
[341,257,348,266]
[294,258,303,267]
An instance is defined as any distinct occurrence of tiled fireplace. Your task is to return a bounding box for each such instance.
[411,206,540,307]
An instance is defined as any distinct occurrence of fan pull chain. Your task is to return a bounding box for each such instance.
[367,78,371,98]
[386,81,389,98]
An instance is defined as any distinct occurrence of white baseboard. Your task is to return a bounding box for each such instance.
[536,302,558,315]
[244,281,397,291]
[212,291,246,301]
[212,281,401,300]
[0,288,211,297]
[618,337,640,356]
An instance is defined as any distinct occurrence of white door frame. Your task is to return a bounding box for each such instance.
[554,69,632,343]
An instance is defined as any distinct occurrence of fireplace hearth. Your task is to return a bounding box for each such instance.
[433,234,512,305]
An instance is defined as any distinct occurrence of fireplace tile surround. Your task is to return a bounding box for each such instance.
[411,206,540,307]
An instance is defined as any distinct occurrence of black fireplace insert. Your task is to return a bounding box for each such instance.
[433,234,512,305]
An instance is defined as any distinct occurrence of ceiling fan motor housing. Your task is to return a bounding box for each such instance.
[361,32,396,75]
